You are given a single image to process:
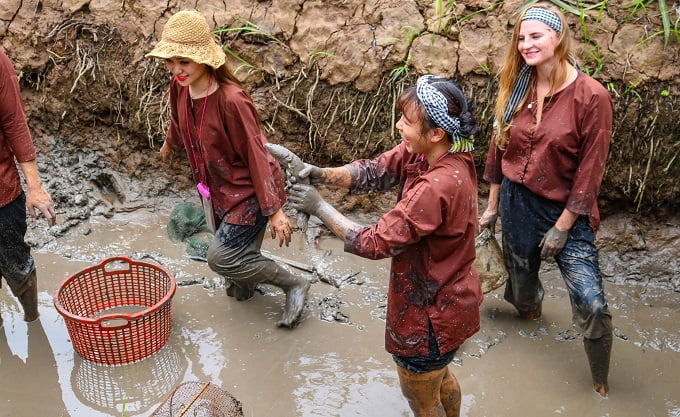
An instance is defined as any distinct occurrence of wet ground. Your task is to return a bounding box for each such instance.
[1,205,679,417]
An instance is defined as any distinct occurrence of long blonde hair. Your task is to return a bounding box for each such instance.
[493,3,574,149]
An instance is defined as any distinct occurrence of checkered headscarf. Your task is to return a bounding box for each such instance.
[416,75,473,152]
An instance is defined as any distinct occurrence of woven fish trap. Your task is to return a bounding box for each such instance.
[151,381,244,417]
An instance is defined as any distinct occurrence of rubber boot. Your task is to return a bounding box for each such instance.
[583,331,612,397]
[225,280,256,301]
[17,269,39,322]
[267,267,310,328]
[518,303,542,319]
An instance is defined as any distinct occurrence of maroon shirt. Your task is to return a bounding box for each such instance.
[165,78,286,225]
[484,72,612,231]
[345,143,482,356]
[0,49,36,208]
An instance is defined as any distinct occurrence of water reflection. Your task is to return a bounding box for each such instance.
[71,344,184,415]
[0,308,67,416]
[292,352,409,417]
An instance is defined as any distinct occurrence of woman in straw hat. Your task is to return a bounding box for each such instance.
[479,3,613,396]
[147,10,310,328]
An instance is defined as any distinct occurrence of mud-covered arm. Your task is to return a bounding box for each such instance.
[288,183,361,239]
[345,143,410,195]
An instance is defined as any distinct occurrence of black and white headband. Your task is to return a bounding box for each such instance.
[522,7,562,33]
[416,75,473,152]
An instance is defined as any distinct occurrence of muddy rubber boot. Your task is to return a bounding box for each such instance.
[17,270,39,322]
[583,331,612,397]
[263,265,310,328]
[518,303,542,319]
[225,280,256,301]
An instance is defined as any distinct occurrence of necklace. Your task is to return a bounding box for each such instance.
[185,77,211,183]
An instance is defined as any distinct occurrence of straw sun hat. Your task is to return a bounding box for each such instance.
[146,10,226,69]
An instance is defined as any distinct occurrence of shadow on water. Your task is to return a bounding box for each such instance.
[0,207,678,417]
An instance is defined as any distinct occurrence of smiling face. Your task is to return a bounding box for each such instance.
[396,104,431,155]
[164,57,210,88]
[517,19,559,68]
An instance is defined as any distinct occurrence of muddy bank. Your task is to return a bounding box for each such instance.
[1,0,678,209]
[1,207,678,417]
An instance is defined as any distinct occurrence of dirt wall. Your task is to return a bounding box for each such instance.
[0,0,678,210]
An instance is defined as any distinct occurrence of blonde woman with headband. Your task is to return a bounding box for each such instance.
[146,10,310,328]
[287,75,482,416]
[480,4,614,396]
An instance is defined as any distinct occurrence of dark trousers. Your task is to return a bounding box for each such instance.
[0,193,34,293]
[500,179,612,339]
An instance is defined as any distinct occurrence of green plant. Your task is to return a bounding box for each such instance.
[623,76,644,102]
[307,51,336,67]
[661,89,670,97]
[390,56,413,80]
[214,16,285,45]
[223,48,255,74]
[623,0,677,46]
[433,0,456,34]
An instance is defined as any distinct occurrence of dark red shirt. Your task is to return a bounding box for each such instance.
[0,49,36,208]
[345,143,482,356]
[165,79,286,225]
[484,72,612,231]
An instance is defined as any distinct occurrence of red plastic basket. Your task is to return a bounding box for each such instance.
[54,257,176,365]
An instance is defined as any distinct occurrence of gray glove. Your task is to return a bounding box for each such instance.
[539,226,568,259]
[297,163,324,185]
[288,183,325,216]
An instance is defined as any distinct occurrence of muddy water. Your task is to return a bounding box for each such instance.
[1,207,678,417]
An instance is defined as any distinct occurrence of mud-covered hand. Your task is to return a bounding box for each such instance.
[539,226,568,259]
[478,208,498,232]
[26,185,56,226]
[269,209,293,247]
[160,141,175,163]
[297,163,324,185]
[288,183,325,217]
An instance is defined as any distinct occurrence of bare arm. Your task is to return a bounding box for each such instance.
[18,159,55,226]
[479,182,500,232]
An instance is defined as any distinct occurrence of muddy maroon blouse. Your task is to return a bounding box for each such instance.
[484,72,612,231]
[0,49,36,208]
[344,143,482,356]
[165,78,286,225]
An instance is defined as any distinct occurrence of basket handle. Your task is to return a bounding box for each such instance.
[95,313,136,330]
[102,257,134,274]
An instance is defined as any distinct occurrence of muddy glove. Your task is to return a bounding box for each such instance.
[478,209,498,232]
[288,183,325,217]
[539,226,568,259]
[297,163,324,185]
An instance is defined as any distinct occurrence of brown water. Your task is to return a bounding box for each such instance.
[0,208,678,417]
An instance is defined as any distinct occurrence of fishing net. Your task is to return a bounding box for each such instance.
[167,202,207,243]
[151,381,244,417]
[167,202,212,259]
[474,228,509,294]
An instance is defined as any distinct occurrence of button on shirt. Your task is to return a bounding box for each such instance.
[484,72,613,231]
